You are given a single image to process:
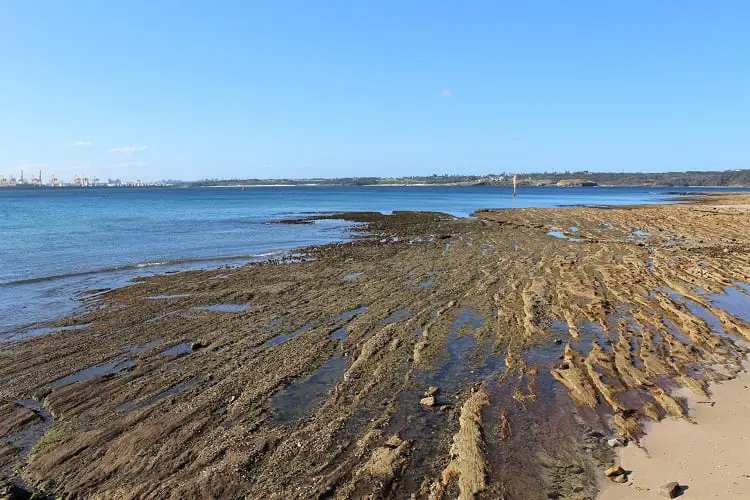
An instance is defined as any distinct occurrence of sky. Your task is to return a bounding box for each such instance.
[1,1,749,182]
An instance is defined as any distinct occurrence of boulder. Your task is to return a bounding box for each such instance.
[612,474,627,483]
[657,482,681,498]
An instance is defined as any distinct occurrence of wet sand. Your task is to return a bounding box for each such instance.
[600,359,750,499]
[2,194,750,498]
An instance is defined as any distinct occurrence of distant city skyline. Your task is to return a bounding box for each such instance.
[2,1,749,182]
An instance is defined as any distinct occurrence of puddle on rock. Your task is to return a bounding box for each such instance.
[146,294,191,300]
[52,359,135,388]
[662,318,693,345]
[272,355,349,425]
[343,272,363,281]
[263,321,313,347]
[330,328,347,341]
[708,287,750,323]
[336,305,368,321]
[547,230,583,243]
[159,342,194,357]
[632,230,649,239]
[2,399,55,479]
[379,308,412,326]
[126,339,163,353]
[4,323,93,343]
[116,378,200,412]
[192,303,250,313]
[146,311,197,323]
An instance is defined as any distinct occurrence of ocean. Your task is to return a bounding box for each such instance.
[0,185,741,335]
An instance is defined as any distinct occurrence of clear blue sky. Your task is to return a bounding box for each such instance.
[1,1,748,182]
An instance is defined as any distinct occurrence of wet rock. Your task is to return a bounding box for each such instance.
[658,482,681,498]
[420,396,436,407]
[424,386,439,397]
[605,466,625,477]
[0,481,32,500]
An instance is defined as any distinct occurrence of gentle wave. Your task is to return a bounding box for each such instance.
[1,251,291,286]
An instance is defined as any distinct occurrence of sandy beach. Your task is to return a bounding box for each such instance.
[2,193,750,498]
[600,359,750,499]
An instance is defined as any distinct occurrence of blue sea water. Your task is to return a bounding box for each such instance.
[0,185,741,335]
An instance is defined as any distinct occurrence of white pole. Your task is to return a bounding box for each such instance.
[513,174,517,197]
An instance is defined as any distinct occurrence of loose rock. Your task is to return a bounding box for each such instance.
[605,466,625,477]
[607,438,625,448]
[657,482,681,498]
[420,396,436,407]
[424,386,439,397]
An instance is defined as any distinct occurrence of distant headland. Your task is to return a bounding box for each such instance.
[2,169,750,189]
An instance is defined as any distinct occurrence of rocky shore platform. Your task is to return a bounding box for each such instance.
[2,193,750,499]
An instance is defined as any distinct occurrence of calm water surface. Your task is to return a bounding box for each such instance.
[0,185,741,334]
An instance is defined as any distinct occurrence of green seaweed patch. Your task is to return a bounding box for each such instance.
[29,422,75,459]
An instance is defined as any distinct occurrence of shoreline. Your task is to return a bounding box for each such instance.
[2,193,750,497]
[600,359,750,499]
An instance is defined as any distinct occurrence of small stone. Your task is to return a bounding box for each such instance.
[570,466,584,474]
[424,386,439,397]
[191,341,205,350]
[439,405,452,412]
[420,396,436,407]
[554,338,562,345]
[384,436,403,448]
[607,438,624,448]
[605,466,625,477]
[657,482,681,498]
[612,474,628,483]
[723,247,729,253]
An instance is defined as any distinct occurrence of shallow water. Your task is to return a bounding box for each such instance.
[0,322,92,343]
[1,186,742,334]
[708,287,750,323]
[547,230,584,242]
[336,305,368,321]
[262,321,313,347]
[271,355,349,425]
[192,303,250,313]
[52,359,135,388]
[159,342,193,357]
[330,328,348,341]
